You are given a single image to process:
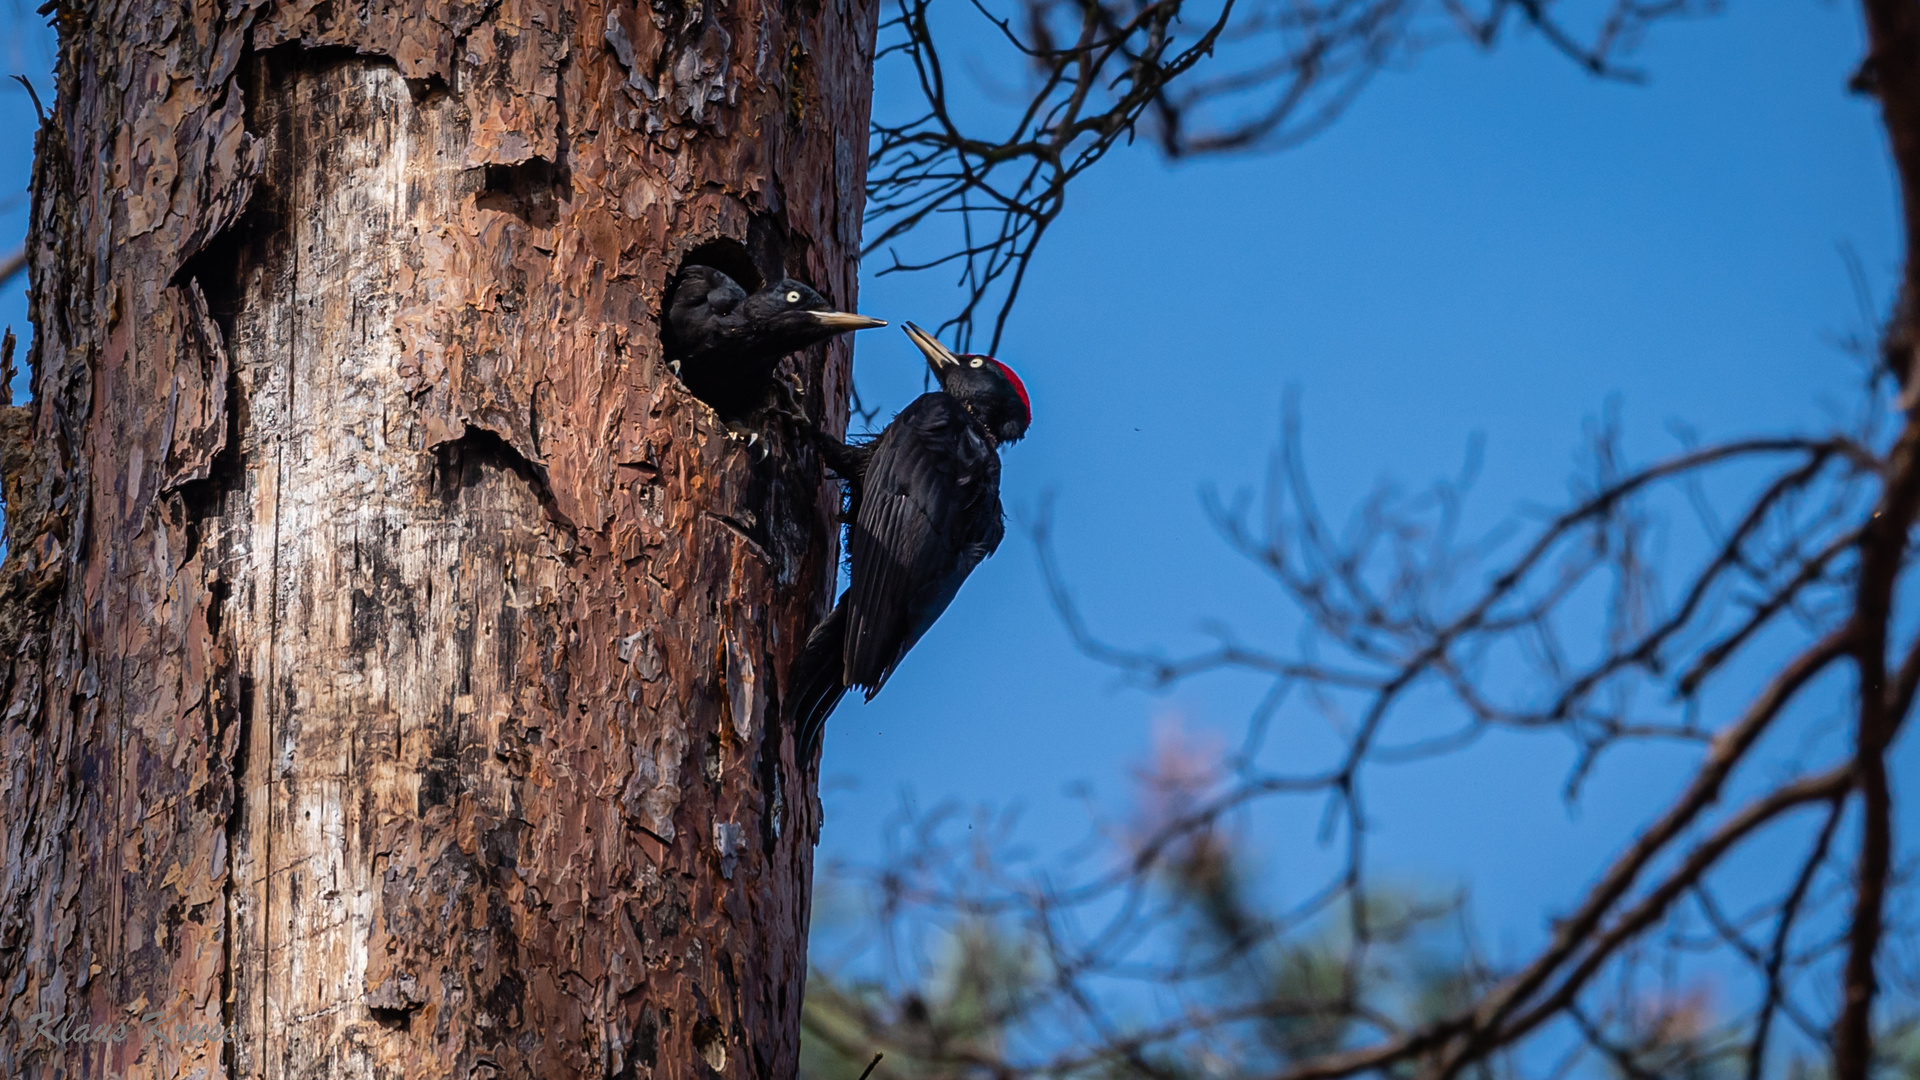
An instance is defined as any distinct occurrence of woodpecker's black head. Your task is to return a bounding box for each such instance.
[664,266,884,367]
[903,322,1031,445]
[665,266,887,417]
[732,277,886,356]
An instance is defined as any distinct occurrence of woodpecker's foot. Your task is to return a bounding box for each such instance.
[769,375,812,426]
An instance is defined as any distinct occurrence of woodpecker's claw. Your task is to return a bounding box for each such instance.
[723,423,773,461]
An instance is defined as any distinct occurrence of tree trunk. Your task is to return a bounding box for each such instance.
[0,0,876,1074]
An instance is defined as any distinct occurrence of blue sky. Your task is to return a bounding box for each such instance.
[826,0,1912,981]
[2,0,1910,1018]
[1,0,51,386]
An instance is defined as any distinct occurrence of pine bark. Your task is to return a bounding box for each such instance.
[0,0,876,1075]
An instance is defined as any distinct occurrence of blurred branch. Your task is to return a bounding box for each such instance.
[1462,766,1857,1071]
[1857,0,1920,390]
[1834,0,1920,1068]
[0,247,22,290]
[1745,795,1846,1080]
[9,74,45,124]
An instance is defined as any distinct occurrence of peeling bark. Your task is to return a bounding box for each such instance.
[0,0,877,1074]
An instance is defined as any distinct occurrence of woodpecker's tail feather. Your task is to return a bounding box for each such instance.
[790,601,850,762]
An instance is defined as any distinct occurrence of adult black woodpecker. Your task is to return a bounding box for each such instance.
[789,322,1033,759]
[663,264,885,418]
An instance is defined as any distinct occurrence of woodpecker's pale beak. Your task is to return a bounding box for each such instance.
[808,311,888,332]
[904,322,961,373]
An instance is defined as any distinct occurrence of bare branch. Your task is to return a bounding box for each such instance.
[1747,796,1846,1080]
[868,0,1707,347]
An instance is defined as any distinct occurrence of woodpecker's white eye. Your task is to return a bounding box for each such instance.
[969,358,984,368]
[786,290,802,303]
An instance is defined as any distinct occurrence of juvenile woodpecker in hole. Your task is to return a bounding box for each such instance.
[790,322,1032,758]
[663,264,885,419]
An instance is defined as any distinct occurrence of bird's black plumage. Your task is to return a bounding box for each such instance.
[791,323,1032,758]
[663,265,884,418]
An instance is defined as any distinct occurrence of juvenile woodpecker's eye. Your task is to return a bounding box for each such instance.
[969,358,984,368]
[786,290,802,303]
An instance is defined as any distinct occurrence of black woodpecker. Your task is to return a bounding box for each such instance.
[789,322,1032,758]
[663,264,885,418]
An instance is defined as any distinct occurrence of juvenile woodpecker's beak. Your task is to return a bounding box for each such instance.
[808,311,888,332]
[903,322,960,373]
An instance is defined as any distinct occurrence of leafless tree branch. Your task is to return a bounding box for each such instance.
[869,0,1716,349]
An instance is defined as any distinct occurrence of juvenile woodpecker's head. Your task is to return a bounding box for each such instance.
[735,278,886,355]
[903,322,1031,445]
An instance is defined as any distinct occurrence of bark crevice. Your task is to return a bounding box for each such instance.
[1,0,880,1071]
[433,423,581,538]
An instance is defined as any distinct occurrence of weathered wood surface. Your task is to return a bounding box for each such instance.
[0,0,877,1075]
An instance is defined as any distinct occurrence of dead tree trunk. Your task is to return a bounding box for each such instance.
[0,0,876,1075]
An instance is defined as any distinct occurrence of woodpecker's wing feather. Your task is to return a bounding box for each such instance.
[689,265,747,315]
[664,265,747,356]
[843,393,1004,693]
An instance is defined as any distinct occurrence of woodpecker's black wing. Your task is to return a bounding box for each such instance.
[663,265,747,357]
[786,426,882,759]
[790,602,849,761]
[842,392,1004,695]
